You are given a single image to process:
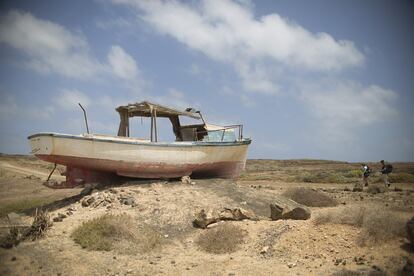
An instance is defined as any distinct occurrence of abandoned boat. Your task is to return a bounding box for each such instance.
[28,101,251,185]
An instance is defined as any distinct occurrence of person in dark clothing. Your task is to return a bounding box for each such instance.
[361,164,371,187]
[380,160,393,187]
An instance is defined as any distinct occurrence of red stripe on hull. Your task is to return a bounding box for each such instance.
[36,154,245,179]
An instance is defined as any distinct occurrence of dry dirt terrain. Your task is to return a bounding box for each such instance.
[0,155,413,275]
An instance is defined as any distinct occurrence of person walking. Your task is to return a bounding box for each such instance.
[380,160,393,187]
[361,164,371,187]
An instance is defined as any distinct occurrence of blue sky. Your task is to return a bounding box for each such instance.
[0,0,413,161]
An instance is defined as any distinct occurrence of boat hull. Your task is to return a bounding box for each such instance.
[28,133,251,179]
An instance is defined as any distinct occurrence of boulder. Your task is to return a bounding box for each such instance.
[219,208,255,221]
[193,209,220,229]
[270,196,311,220]
[407,216,414,250]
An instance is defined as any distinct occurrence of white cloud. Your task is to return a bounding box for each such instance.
[0,94,54,120]
[108,45,140,80]
[0,10,105,79]
[113,0,364,94]
[299,81,398,129]
[53,89,91,111]
[152,88,197,110]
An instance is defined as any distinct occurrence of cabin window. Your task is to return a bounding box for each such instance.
[203,129,236,142]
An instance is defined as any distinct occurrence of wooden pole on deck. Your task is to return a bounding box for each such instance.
[154,109,158,142]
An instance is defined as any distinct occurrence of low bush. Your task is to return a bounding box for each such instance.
[389,172,414,183]
[196,223,245,254]
[314,205,408,245]
[71,214,161,253]
[282,187,338,207]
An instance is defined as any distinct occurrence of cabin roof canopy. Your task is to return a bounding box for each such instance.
[116,101,201,119]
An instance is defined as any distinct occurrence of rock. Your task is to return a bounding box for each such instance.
[81,196,95,207]
[181,175,192,184]
[231,208,255,220]
[193,209,220,229]
[407,216,414,250]
[344,187,351,191]
[57,213,67,219]
[270,197,311,220]
[120,197,135,206]
[354,256,365,265]
[260,246,269,254]
[287,262,296,268]
[53,217,63,222]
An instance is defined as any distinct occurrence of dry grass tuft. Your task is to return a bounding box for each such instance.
[282,188,338,207]
[71,214,162,253]
[196,223,245,254]
[25,209,52,240]
[315,205,408,245]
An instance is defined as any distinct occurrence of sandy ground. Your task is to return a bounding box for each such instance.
[0,155,413,276]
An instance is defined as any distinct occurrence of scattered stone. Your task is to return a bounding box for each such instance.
[260,246,269,254]
[81,196,95,207]
[58,213,67,219]
[181,176,192,184]
[120,197,136,206]
[287,262,296,268]
[193,209,220,229]
[395,187,403,192]
[67,207,76,212]
[344,187,351,191]
[270,196,311,220]
[407,216,414,250]
[354,256,365,265]
[11,256,16,261]
[53,217,63,222]
[193,207,256,228]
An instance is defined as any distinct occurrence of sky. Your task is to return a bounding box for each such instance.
[0,0,413,162]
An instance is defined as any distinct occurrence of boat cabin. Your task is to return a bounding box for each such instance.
[116,101,243,142]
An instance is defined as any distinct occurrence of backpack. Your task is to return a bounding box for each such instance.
[385,164,393,174]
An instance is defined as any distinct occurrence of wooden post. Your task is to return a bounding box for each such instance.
[150,106,154,142]
[154,108,158,142]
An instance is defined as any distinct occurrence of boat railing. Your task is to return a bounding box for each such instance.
[196,124,244,142]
